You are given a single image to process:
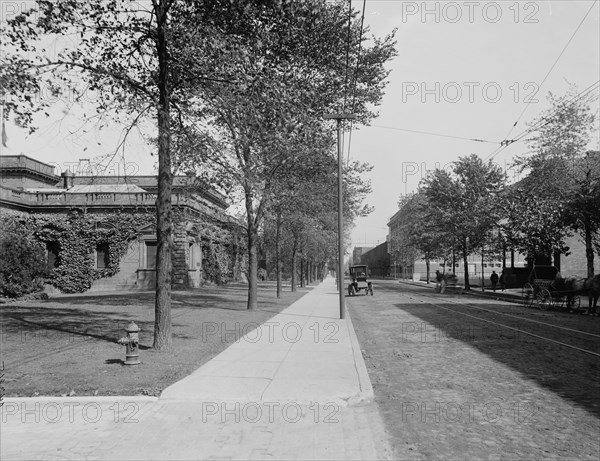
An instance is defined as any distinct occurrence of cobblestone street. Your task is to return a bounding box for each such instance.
[347,280,600,460]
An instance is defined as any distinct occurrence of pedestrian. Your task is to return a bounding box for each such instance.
[499,271,505,291]
[435,270,443,293]
[490,271,499,292]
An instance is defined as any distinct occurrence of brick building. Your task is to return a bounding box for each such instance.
[351,246,373,267]
[358,242,390,277]
[0,154,243,292]
[387,203,598,285]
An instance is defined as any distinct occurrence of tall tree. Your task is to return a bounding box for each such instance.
[263,132,335,295]
[174,1,396,309]
[421,155,506,290]
[499,187,571,266]
[2,0,186,350]
[393,191,450,282]
[1,0,248,349]
[514,89,598,275]
[567,151,600,276]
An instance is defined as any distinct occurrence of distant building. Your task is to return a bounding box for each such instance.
[351,247,373,266]
[0,154,243,292]
[359,242,389,277]
[387,202,597,286]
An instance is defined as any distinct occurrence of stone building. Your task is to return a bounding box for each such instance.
[0,154,243,292]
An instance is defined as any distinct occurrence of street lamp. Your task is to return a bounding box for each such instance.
[324,113,355,320]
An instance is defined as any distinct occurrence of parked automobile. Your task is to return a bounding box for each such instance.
[348,265,373,296]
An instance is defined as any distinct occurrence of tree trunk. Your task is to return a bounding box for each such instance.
[233,231,240,281]
[245,188,258,310]
[300,256,305,288]
[481,248,485,291]
[452,248,456,275]
[275,211,282,298]
[246,215,258,310]
[246,226,258,310]
[462,239,470,290]
[585,216,595,278]
[425,257,430,283]
[553,250,561,272]
[153,0,173,351]
[291,243,298,292]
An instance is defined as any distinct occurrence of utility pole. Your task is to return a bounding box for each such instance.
[324,113,355,320]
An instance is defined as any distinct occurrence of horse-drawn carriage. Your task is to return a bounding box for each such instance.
[521,265,599,313]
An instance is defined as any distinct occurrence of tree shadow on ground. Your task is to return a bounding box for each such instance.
[1,306,154,348]
[2,284,309,363]
[390,288,600,419]
[49,293,155,306]
[171,295,246,310]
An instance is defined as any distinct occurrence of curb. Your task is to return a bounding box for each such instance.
[1,395,159,403]
[462,289,524,304]
[397,279,524,304]
[344,306,375,406]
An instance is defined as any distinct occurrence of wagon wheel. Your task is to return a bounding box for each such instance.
[537,288,553,310]
[521,283,535,307]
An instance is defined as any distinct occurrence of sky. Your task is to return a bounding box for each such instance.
[347,0,600,248]
[1,0,599,251]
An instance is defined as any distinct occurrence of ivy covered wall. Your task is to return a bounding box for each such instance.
[194,219,246,285]
[0,208,244,294]
[31,210,153,293]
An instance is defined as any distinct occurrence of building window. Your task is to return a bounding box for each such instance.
[47,242,60,268]
[96,242,110,269]
[189,242,194,266]
[146,241,157,269]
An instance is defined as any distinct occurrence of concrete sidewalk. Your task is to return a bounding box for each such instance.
[160,275,373,405]
[1,276,393,460]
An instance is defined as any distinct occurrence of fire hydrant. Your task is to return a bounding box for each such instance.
[118,321,141,365]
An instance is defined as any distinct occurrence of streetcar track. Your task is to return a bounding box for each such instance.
[428,302,600,358]
[390,286,600,358]
[421,292,600,338]
[388,281,600,337]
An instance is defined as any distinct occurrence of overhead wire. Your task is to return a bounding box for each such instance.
[339,0,354,161]
[361,81,598,164]
[346,0,367,165]
[492,0,598,153]
[370,125,499,144]
[484,80,600,162]
[509,81,599,144]
[357,81,598,162]
[341,0,353,113]
[336,1,599,167]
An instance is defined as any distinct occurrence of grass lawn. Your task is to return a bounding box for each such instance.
[0,281,312,397]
